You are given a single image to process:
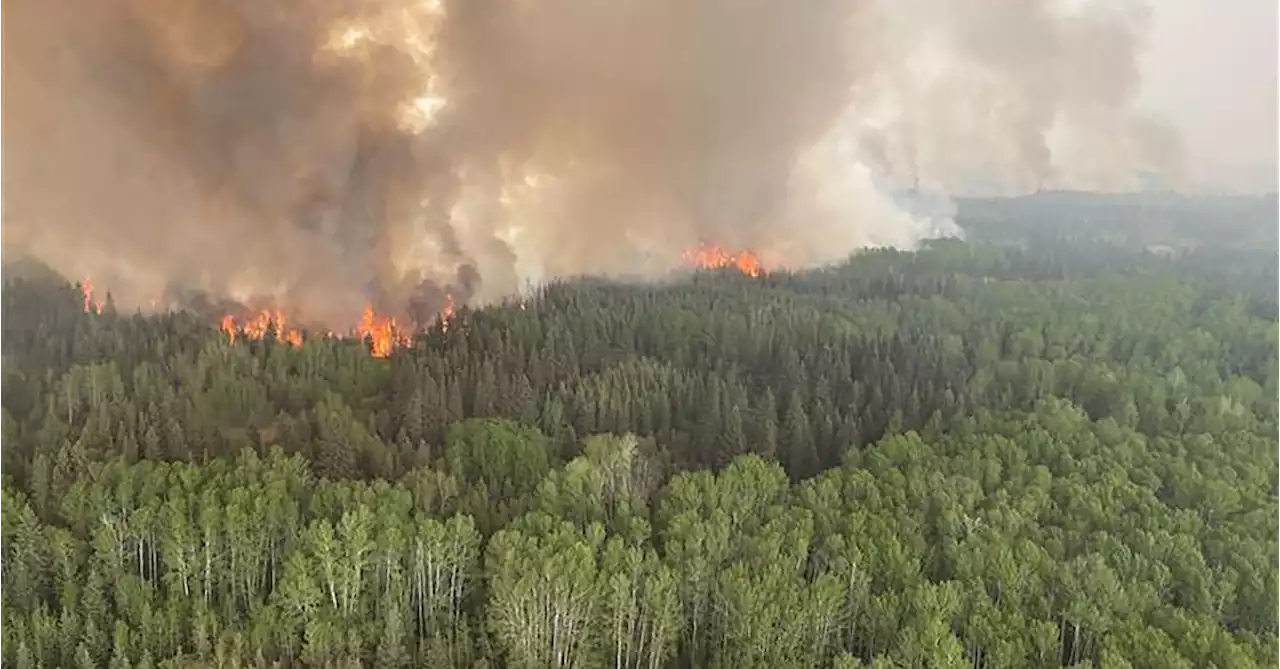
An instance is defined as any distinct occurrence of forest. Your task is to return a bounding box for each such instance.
[1,195,1277,668]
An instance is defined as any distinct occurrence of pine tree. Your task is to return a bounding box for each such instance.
[783,391,817,479]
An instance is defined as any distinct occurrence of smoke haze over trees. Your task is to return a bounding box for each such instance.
[3,0,1187,331]
[1,196,1276,667]
[4,0,1273,664]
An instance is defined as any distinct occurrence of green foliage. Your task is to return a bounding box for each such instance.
[1,212,1276,667]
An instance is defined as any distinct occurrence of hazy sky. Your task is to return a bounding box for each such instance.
[1140,0,1278,193]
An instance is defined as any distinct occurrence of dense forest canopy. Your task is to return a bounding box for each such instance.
[1,195,1277,668]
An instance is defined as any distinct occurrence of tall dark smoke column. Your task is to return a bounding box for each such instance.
[2,0,1183,330]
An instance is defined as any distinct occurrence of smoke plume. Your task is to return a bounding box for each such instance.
[2,0,1182,328]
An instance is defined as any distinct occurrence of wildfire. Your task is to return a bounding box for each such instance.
[221,309,304,348]
[440,293,456,331]
[683,244,765,277]
[322,3,448,134]
[354,294,453,355]
[356,305,410,358]
[80,278,103,314]
[218,298,455,358]
[78,275,453,358]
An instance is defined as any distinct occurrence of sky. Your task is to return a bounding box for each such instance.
[1140,0,1278,193]
[0,0,1274,320]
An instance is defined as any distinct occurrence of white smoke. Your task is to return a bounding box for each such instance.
[2,0,1181,327]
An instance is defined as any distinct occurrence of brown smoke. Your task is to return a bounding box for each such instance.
[1,0,1183,328]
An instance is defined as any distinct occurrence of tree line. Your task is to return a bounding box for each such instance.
[1,231,1276,668]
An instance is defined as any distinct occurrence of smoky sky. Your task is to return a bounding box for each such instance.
[2,0,1184,328]
[1139,0,1277,194]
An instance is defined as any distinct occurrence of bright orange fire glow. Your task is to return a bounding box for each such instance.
[356,305,410,358]
[79,276,453,358]
[683,244,765,277]
[221,309,305,348]
[81,278,103,314]
[440,293,456,331]
[220,299,454,358]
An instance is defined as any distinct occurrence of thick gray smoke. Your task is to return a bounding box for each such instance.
[2,0,1182,328]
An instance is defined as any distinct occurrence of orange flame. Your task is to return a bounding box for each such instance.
[80,278,103,314]
[682,244,764,277]
[220,309,304,348]
[356,305,410,357]
[440,293,456,332]
[217,296,455,357]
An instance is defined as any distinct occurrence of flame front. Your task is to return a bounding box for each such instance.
[81,278,103,314]
[440,293,456,331]
[683,244,765,277]
[221,299,452,358]
[221,309,304,348]
[356,305,409,358]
